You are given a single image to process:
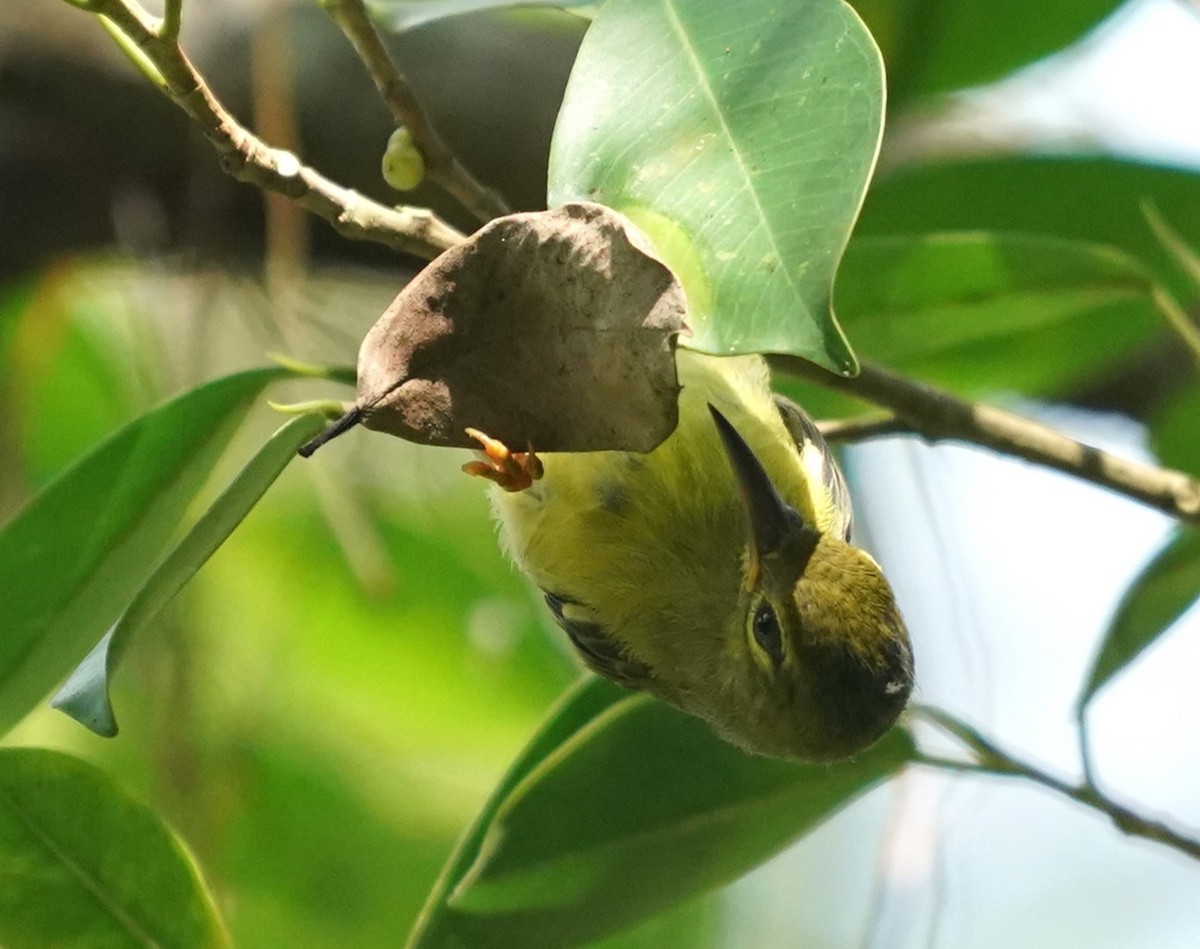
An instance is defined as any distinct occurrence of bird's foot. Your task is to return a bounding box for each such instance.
[462,428,544,492]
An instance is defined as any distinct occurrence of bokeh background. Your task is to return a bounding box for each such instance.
[3,0,1200,945]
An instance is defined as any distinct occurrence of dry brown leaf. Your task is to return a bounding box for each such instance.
[342,201,687,453]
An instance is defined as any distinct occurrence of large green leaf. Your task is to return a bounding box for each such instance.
[851,0,1123,105]
[858,157,1200,303]
[1079,528,1200,708]
[0,747,227,948]
[409,675,630,947]
[51,413,326,738]
[837,232,1161,395]
[0,368,284,736]
[420,693,911,948]
[549,0,884,371]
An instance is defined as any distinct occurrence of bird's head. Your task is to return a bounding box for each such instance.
[708,405,913,761]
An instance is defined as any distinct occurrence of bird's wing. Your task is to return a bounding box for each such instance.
[543,592,652,690]
[773,395,854,542]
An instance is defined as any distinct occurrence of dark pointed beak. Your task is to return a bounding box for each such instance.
[709,405,816,586]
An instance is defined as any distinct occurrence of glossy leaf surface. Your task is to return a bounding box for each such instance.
[418,690,911,947]
[550,0,885,371]
[0,748,227,948]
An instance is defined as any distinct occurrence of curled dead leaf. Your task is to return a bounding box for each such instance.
[302,202,688,457]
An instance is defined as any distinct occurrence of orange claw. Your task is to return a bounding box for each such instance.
[462,428,544,492]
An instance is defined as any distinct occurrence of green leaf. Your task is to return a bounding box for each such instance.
[836,232,1161,395]
[138,479,578,944]
[2,272,148,491]
[1151,383,1200,477]
[1079,528,1200,708]
[1142,202,1200,297]
[422,694,911,948]
[0,368,285,737]
[51,413,326,738]
[367,0,596,31]
[0,278,35,360]
[0,747,228,949]
[858,157,1200,304]
[851,0,1122,105]
[16,315,141,487]
[409,675,630,947]
[581,896,720,949]
[549,0,885,372]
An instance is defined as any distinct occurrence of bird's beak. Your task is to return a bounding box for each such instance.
[709,405,817,588]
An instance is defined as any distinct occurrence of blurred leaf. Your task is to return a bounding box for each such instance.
[859,157,1200,303]
[106,466,579,946]
[410,675,629,946]
[1142,202,1200,297]
[0,279,36,521]
[367,0,596,31]
[52,413,325,738]
[0,368,284,736]
[0,747,227,949]
[1139,205,1200,363]
[549,0,884,371]
[192,470,576,770]
[351,204,685,454]
[1079,527,1200,708]
[851,0,1122,105]
[5,277,146,489]
[581,895,719,949]
[837,232,1161,394]
[1151,383,1200,476]
[0,278,35,366]
[219,739,454,949]
[418,691,911,948]
[17,319,138,485]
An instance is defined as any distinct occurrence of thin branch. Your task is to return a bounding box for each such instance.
[914,706,1200,862]
[774,356,1200,525]
[58,0,1200,533]
[817,413,910,443]
[160,0,182,42]
[85,0,466,260]
[99,13,168,92]
[319,0,512,224]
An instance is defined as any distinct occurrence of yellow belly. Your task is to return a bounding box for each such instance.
[490,350,828,680]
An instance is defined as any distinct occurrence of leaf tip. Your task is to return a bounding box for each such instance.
[50,686,119,739]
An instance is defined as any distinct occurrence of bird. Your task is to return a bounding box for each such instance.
[464,349,913,761]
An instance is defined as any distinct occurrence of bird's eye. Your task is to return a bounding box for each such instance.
[752,604,785,666]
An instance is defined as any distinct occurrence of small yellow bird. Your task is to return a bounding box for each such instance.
[466,349,912,761]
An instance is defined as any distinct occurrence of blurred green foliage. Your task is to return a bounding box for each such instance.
[3,0,1200,945]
